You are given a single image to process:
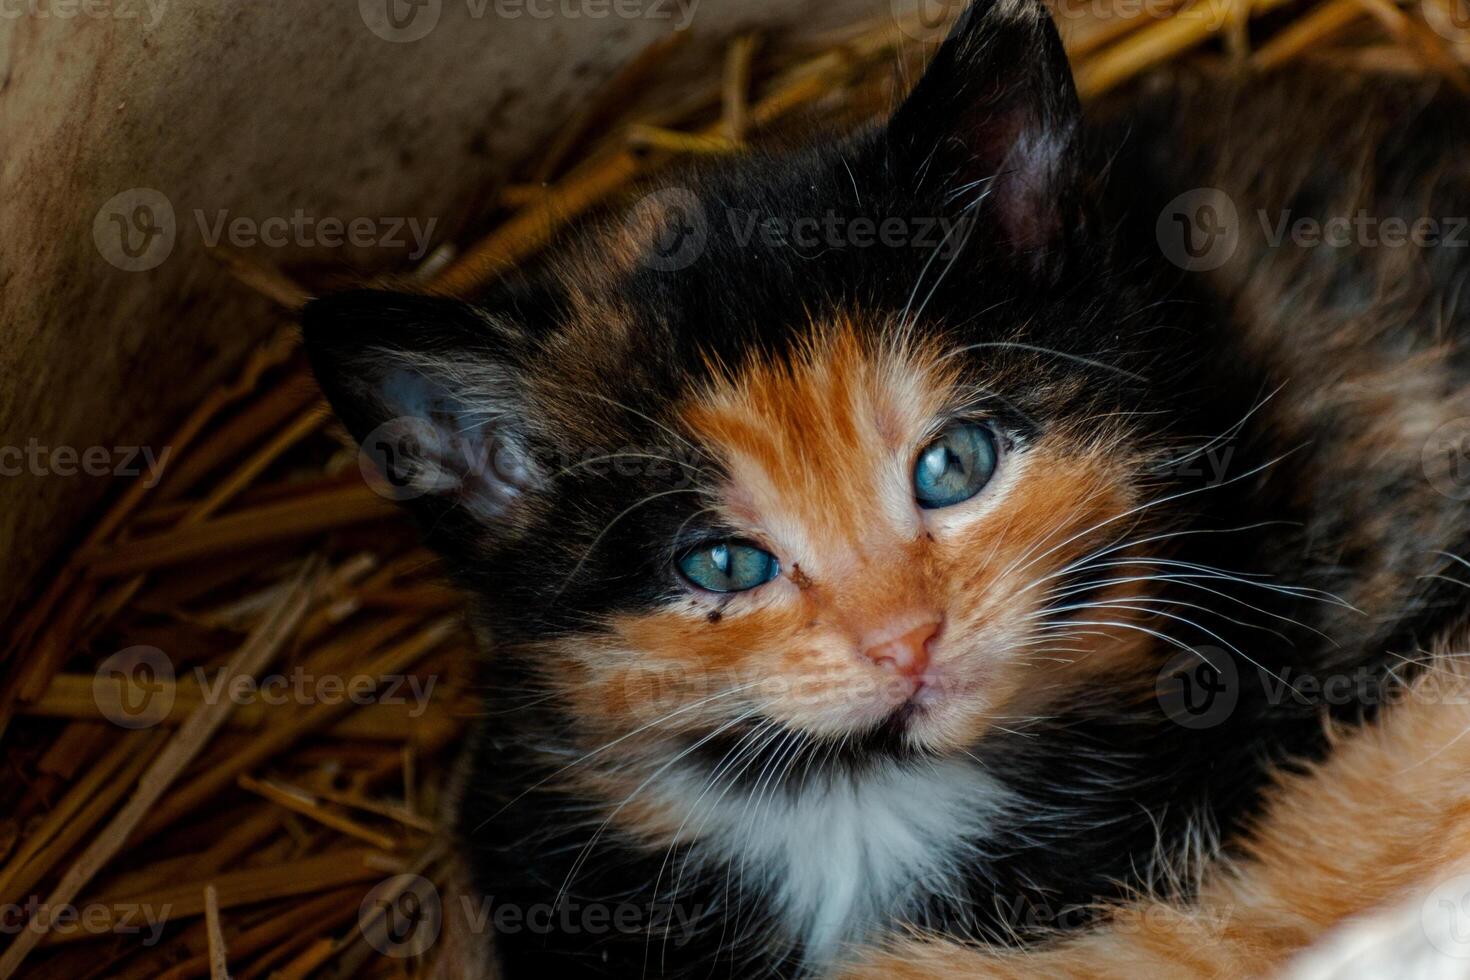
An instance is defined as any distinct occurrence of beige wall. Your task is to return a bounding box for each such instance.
[0,0,894,624]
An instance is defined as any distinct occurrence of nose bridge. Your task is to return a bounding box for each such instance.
[825,537,937,640]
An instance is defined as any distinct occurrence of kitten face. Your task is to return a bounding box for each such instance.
[557,326,1153,758]
[305,0,1192,775]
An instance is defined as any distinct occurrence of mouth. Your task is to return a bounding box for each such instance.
[883,695,932,734]
[682,706,942,787]
[861,699,931,754]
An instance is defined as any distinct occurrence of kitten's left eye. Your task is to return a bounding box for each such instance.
[914,422,998,509]
[678,541,780,593]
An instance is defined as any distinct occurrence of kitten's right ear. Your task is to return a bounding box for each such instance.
[301,290,541,536]
[885,0,1083,255]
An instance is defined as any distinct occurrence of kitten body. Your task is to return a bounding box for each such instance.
[305,2,1470,976]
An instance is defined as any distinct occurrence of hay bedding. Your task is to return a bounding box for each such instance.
[1,3,1466,977]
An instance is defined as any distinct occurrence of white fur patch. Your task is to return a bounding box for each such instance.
[656,757,1008,971]
[1288,875,1470,980]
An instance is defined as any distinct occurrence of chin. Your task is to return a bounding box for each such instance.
[832,688,995,762]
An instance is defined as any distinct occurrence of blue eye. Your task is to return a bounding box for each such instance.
[914,423,998,509]
[678,541,780,593]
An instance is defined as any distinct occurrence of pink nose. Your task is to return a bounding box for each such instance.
[862,620,940,679]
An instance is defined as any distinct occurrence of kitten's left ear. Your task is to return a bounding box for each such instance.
[301,290,542,543]
[885,0,1083,254]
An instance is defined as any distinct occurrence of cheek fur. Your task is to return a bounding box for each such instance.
[920,443,1159,740]
[605,596,911,737]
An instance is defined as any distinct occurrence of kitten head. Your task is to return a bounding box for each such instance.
[305,0,1205,765]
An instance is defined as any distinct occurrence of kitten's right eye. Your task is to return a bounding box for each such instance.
[914,422,998,509]
[678,541,780,594]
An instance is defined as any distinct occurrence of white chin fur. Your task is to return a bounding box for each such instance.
[651,754,1009,971]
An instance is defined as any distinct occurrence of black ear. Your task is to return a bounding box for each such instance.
[301,290,541,534]
[886,0,1083,255]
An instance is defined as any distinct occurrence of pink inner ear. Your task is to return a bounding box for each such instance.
[991,124,1074,252]
[882,0,1081,259]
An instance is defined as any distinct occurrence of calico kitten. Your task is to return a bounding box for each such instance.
[303,0,1470,975]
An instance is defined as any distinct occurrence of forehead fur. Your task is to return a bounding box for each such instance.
[681,319,961,544]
